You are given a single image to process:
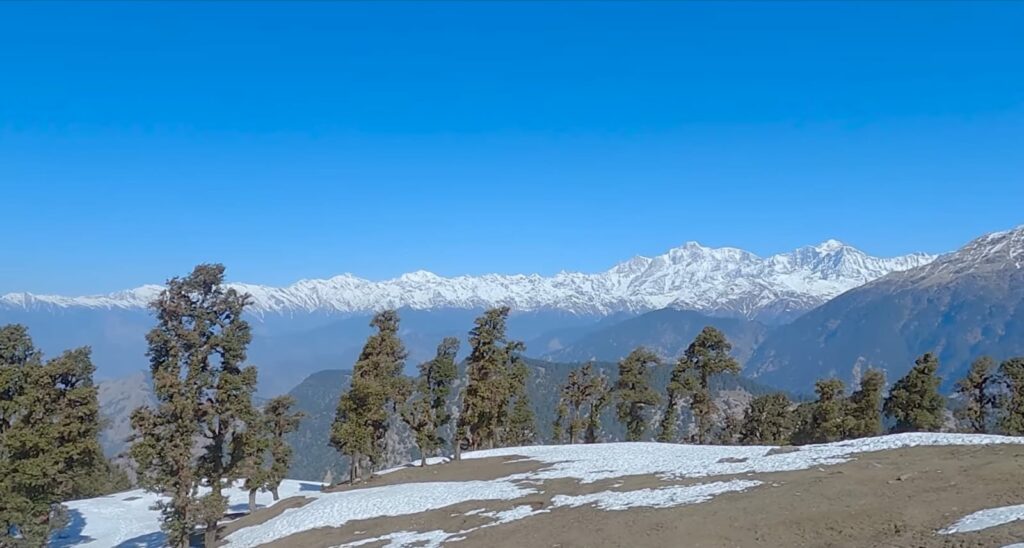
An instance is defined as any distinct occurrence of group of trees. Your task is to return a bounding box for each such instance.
[330,306,537,482]
[127,264,302,548]
[0,325,118,545]
[8,262,1024,547]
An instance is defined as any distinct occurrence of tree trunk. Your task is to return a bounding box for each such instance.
[349,452,359,484]
[248,489,257,514]
[204,520,218,548]
[454,438,461,461]
[271,486,279,501]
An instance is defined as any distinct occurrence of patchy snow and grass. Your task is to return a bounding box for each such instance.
[50,479,324,547]
[463,433,1024,483]
[223,481,535,547]
[550,480,762,511]
[51,433,1024,547]
[940,503,1024,534]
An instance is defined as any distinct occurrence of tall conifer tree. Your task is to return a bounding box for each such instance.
[998,357,1024,435]
[846,369,885,438]
[659,327,740,444]
[883,353,945,433]
[130,264,258,548]
[954,356,996,433]
[614,348,661,442]
[739,393,793,445]
[331,310,408,483]
[458,307,527,451]
[0,327,104,546]
[402,338,459,465]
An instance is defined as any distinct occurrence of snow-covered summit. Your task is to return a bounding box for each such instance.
[1,239,937,320]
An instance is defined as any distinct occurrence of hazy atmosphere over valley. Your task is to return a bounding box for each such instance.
[1,2,1023,547]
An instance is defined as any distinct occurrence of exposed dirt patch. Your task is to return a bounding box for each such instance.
[254,444,1024,547]
[323,455,544,492]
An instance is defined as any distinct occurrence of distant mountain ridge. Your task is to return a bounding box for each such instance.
[1,240,935,322]
[748,225,1024,392]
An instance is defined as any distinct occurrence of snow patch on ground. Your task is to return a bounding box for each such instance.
[550,480,762,511]
[464,433,1024,483]
[340,505,547,548]
[53,433,1024,547]
[939,503,1024,534]
[224,481,535,546]
[51,479,324,547]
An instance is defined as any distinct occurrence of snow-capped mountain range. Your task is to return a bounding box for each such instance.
[1,240,937,321]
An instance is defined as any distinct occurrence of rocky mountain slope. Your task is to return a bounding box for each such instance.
[747,226,1024,393]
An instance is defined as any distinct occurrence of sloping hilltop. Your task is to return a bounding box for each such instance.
[54,434,1024,547]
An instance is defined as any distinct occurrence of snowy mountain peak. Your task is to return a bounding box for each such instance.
[889,225,1024,286]
[813,239,847,253]
[0,239,939,321]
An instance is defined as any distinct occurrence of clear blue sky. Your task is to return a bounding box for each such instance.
[1,1,1022,295]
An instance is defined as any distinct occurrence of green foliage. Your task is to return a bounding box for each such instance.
[402,338,460,465]
[846,369,885,439]
[614,348,661,442]
[129,264,258,548]
[552,363,609,444]
[0,326,104,546]
[331,310,408,482]
[505,363,537,447]
[739,393,793,445]
[458,307,530,451]
[954,356,996,433]
[239,395,303,508]
[997,357,1024,435]
[810,378,848,443]
[883,352,945,433]
[659,327,740,444]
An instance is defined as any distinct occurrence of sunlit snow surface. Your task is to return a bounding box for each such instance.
[50,433,1024,547]
[50,479,324,547]
[940,503,1024,534]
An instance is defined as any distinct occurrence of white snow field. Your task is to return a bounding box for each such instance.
[49,433,1024,547]
[50,479,325,547]
[940,503,1024,534]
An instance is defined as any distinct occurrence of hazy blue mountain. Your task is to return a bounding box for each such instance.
[747,226,1024,393]
[542,308,769,365]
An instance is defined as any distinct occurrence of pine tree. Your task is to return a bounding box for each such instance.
[954,356,995,433]
[0,325,36,542]
[584,375,610,444]
[883,352,945,433]
[330,310,408,483]
[660,327,740,444]
[402,338,459,465]
[238,395,304,513]
[552,363,609,444]
[263,396,303,501]
[614,347,661,442]
[551,401,567,443]
[846,368,885,438]
[810,378,848,443]
[503,360,536,447]
[997,357,1024,435]
[130,264,258,548]
[0,328,104,546]
[458,307,527,451]
[739,393,793,445]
